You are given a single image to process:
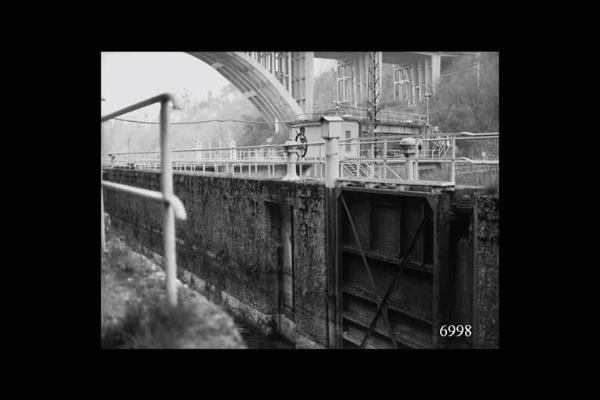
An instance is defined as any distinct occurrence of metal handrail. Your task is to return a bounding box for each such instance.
[456,157,499,165]
[101,181,187,220]
[101,93,183,122]
[102,121,498,189]
[101,92,185,306]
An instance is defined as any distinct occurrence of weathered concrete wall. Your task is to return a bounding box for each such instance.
[102,169,499,349]
[473,194,499,348]
[102,170,328,348]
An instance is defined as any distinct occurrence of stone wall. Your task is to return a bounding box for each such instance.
[102,170,328,348]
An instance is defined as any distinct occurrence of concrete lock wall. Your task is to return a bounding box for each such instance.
[102,170,500,349]
[102,170,328,348]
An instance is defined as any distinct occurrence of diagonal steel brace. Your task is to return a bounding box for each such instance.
[340,194,399,348]
[360,216,426,348]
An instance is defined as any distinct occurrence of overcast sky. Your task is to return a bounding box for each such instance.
[101,52,336,116]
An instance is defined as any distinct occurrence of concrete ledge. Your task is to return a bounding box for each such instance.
[221,291,274,336]
[179,269,207,294]
[295,334,324,349]
[178,269,276,337]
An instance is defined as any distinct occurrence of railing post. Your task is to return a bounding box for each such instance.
[320,116,342,188]
[282,140,300,181]
[405,156,415,181]
[400,137,418,181]
[160,100,178,307]
[415,138,420,181]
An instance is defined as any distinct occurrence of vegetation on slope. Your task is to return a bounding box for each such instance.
[101,234,245,349]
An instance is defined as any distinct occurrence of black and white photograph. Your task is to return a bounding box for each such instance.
[100,51,499,349]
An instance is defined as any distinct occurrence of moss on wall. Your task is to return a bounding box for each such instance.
[103,170,328,346]
[474,194,499,348]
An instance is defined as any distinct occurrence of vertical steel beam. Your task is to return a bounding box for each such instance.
[471,193,479,348]
[433,192,451,348]
[334,188,343,348]
[326,184,337,348]
[339,195,398,348]
[359,216,427,348]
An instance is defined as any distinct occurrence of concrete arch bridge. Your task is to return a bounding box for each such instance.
[186,52,458,135]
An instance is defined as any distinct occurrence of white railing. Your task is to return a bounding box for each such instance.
[101,93,187,307]
[102,132,498,186]
[103,142,327,181]
[337,133,498,184]
[293,105,428,125]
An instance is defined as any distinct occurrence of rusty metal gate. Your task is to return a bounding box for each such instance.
[335,185,453,349]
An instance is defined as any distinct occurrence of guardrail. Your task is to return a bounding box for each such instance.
[102,132,498,187]
[103,141,327,181]
[338,133,498,184]
[101,93,186,306]
[292,105,428,125]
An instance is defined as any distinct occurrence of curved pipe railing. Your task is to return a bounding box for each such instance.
[101,92,184,122]
[101,181,188,220]
[101,92,185,306]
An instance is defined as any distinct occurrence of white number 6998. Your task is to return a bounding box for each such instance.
[440,325,472,337]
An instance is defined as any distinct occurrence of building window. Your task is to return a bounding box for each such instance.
[345,130,352,152]
[337,62,352,103]
[394,65,412,104]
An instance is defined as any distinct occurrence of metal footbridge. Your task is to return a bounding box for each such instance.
[102,132,498,186]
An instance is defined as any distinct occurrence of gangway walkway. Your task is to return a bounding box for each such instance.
[102,132,498,186]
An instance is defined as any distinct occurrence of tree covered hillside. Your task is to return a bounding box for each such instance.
[102,84,283,154]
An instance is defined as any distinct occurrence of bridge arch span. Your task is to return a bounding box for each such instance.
[186,52,303,129]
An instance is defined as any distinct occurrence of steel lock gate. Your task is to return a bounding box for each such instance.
[335,186,453,349]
